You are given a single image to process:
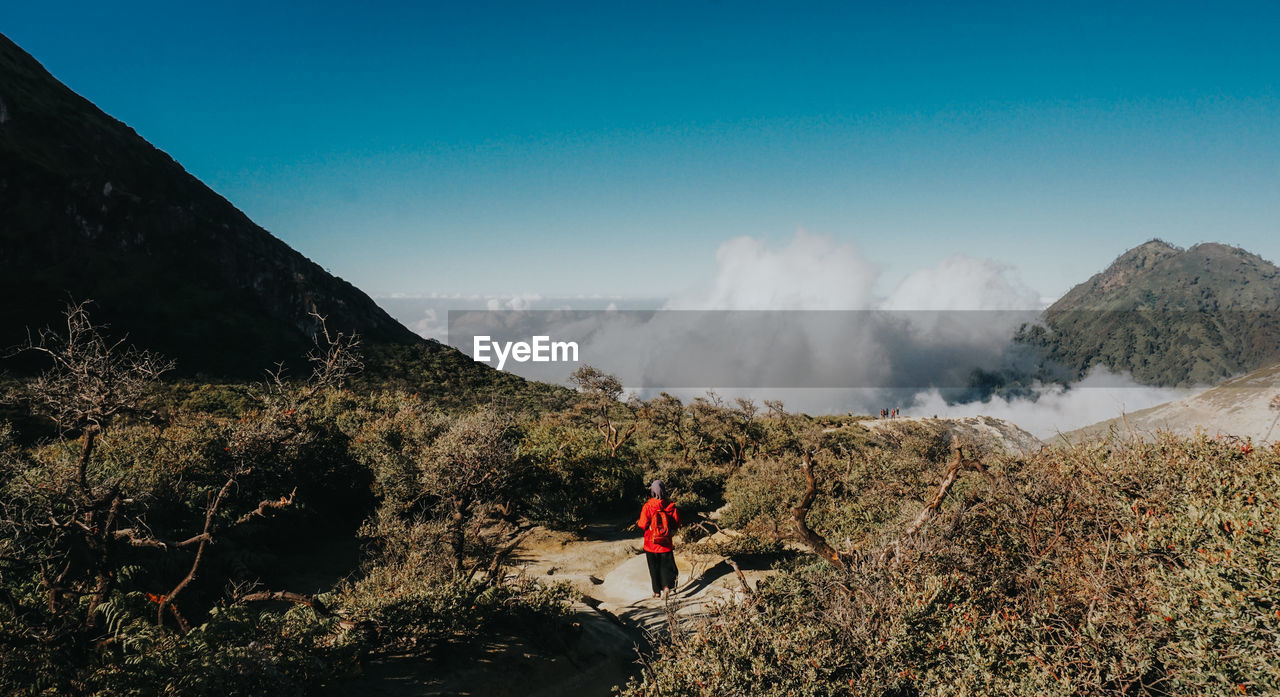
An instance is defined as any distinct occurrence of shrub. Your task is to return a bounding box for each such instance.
[644,457,727,516]
[622,434,1280,696]
[517,421,640,529]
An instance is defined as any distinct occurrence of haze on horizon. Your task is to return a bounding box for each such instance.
[4,1,1277,303]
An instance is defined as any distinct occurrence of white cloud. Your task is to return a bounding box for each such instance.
[485,293,544,311]
[665,230,880,310]
[407,308,447,342]
[589,231,1045,402]
[905,368,1193,438]
[883,254,1041,311]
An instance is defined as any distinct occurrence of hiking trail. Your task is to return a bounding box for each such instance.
[344,517,773,697]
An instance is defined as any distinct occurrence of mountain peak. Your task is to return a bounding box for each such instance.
[1032,239,1280,386]
[1048,240,1180,306]
[1132,238,1179,253]
[1051,239,1279,314]
[1097,239,1181,288]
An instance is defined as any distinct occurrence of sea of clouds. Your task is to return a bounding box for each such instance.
[380,231,1194,438]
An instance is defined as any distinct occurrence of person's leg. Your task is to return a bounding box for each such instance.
[660,551,678,593]
[645,551,663,595]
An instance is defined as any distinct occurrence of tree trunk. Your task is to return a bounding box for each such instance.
[792,451,844,567]
[449,500,467,573]
[76,426,99,494]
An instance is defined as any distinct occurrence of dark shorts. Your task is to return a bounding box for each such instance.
[645,550,678,594]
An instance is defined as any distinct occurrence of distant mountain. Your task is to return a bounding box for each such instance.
[1015,240,1280,386]
[0,33,421,375]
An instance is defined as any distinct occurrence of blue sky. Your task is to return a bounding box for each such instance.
[4,1,1277,300]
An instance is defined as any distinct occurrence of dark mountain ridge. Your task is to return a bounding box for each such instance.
[1017,239,1280,386]
[1049,239,1280,314]
[0,32,419,375]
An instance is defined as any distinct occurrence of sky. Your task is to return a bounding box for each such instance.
[3,1,1278,301]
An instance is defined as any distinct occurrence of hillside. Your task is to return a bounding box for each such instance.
[1066,360,1280,444]
[1015,239,1280,387]
[0,33,419,375]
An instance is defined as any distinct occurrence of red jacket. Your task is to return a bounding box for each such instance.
[638,497,680,553]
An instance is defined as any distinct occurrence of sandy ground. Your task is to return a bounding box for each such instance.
[513,520,775,663]
[1067,362,1280,444]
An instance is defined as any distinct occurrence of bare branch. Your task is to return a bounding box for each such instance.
[111,528,170,550]
[17,300,173,433]
[470,527,536,585]
[878,449,981,565]
[233,488,297,526]
[298,313,362,402]
[256,313,362,409]
[235,590,329,616]
[111,529,211,550]
[726,558,755,597]
[157,474,236,629]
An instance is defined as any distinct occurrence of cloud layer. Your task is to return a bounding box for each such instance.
[387,230,1188,436]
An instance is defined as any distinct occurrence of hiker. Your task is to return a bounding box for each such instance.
[637,480,680,599]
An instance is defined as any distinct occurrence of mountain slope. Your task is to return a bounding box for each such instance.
[1065,360,1280,443]
[0,33,418,375]
[1016,240,1280,386]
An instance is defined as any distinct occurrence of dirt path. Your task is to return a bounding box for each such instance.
[341,518,772,697]
[513,519,769,643]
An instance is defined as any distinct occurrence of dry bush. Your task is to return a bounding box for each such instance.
[623,434,1280,696]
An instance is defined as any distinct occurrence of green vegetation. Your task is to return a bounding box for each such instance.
[3,304,1277,696]
[0,306,583,696]
[356,343,577,414]
[0,305,806,695]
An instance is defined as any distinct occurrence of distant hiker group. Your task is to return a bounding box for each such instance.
[879,407,900,419]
